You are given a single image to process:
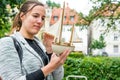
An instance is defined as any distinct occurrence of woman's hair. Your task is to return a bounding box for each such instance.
[10,0,44,34]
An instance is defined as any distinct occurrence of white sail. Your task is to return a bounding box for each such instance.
[46,12,63,43]
[72,27,81,43]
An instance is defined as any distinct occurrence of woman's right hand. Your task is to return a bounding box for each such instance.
[41,49,70,77]
[50,49,70,68]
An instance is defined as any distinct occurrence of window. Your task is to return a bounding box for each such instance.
[114,33,118,41]
[113,45,119,53]
[53,16,58,21]
[70,16,74,21]
[64,16,66,21]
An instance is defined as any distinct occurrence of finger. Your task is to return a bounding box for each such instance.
[60,50,70,64]
[51,53,57,57]
[60,49,70,60]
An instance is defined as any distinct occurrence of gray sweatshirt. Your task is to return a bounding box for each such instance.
[0,32,64,80]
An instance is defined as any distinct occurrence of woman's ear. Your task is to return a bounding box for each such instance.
[20,12,25,21]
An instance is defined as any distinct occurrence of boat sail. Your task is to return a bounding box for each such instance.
[70,25,82,43]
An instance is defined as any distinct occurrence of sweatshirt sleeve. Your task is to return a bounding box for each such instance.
[0,37,45,80]
[52,65,64,80]
[26,69,45,80]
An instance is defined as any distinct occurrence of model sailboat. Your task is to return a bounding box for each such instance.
[37,2,83,54]
[45,2,76,54]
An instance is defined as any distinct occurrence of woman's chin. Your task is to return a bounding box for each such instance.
[32,31,39,35]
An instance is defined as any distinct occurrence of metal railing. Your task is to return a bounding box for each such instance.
[66,75,87,80]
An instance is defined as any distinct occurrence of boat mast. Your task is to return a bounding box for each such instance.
[58,1,65,44]
[69,24,74,46]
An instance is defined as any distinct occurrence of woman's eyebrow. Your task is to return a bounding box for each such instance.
[33,13,46,17]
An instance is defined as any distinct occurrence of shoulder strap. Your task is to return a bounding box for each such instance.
[11,36,23,68]
[11,36,28,74]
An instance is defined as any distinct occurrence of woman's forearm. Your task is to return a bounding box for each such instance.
[41,62,55,77]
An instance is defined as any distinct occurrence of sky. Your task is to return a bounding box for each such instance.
[40,0,94,15]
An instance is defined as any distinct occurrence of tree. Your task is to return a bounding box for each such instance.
[90,34,106,49]
[0,0,25,38]
[88,0,120,54]
[76,0,120,55]
[46,0,60,8]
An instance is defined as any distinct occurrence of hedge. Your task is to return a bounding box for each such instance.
[63,54,120,80]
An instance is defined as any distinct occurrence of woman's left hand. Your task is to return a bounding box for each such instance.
[42,32,54,53]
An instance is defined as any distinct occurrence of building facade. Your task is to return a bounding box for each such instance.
[91,18,120,56]
[50,4,79,25]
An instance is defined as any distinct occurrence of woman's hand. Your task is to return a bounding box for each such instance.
[42,32,54,53]
[41,49,70,77]
[50,49,70,67]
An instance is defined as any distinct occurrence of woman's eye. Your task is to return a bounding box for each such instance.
[42,17,45,21]
[33,14,45,21]
[33,15,38,18]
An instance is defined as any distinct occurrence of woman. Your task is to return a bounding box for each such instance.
[0,1,70,80]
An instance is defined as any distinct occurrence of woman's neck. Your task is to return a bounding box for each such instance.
[19,29,34,40]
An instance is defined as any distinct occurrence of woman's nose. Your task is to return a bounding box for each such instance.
[37,18,42,23]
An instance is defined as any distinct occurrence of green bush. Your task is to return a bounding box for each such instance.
[0,0,25,38]
[69,52,85,58]
[63,56,120,80]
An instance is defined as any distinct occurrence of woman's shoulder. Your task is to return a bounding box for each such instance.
[0,36,13,46]
[0,36,15,55]
[0,36,12,43]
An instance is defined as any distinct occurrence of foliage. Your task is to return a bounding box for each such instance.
[90,0,116,4]
[77,0,120,26]
[46,0,60,8]
[100,18,120,34]
[90,0,120,18]
[63,56,120,80]
[90,34,106,49]
[76,12,90,26]
[0,0,25,38]
[69,52,85,58]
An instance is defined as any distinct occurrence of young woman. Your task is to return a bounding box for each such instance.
[0,1,70,80]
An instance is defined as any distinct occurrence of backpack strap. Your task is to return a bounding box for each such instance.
[11,36,23,74]
[11,36,23,65]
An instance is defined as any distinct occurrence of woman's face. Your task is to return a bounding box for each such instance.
[20,5,45,38]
